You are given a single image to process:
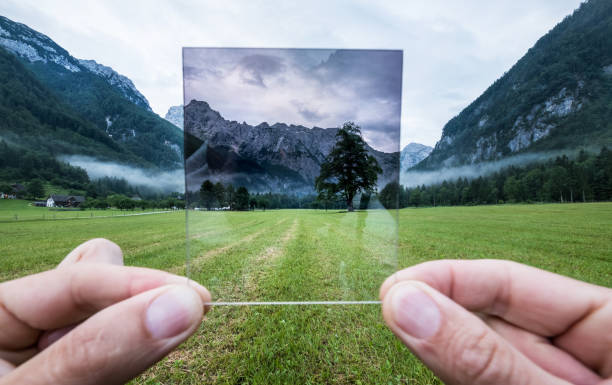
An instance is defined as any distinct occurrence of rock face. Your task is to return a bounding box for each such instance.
[0,16,151,111]
[184,100,399,194]
[400,143,433,170]
[418,0,612,170]
[164,105,184,130]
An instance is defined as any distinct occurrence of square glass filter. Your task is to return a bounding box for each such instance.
[183,48,402,304]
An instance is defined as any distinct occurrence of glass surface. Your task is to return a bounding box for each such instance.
[183,48,402,302]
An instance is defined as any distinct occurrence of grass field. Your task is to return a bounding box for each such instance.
[0,199,171,222]
[1,200,611,384]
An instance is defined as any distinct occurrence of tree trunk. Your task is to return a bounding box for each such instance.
[347,199,354,212]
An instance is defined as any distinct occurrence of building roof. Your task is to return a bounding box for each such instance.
[49,195,86,203]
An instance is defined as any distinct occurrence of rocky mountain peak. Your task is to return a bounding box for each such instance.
[164,105,184,130]
[78,59,151,111]
[400,143,433,170]
[0,16,151,111]
[185,100,399,194]
[0,15,80,72]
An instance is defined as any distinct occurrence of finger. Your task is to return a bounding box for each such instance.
[42,239,124,348]
[484,316,602,385]
[0,347,37,366]
[58,238,124,267]
[38,325,77,351]
[380,260,609,337]
[0,359,14,378]
[382,280,570,385]
[0,284,208,385]
[0,264,209,349]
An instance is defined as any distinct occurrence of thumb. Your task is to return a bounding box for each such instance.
[381,281,570,385]
[0,284,208,385]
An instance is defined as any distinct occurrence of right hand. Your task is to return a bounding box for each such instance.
[380,260,612,385]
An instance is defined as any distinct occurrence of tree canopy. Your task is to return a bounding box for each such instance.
[315,122,382,211]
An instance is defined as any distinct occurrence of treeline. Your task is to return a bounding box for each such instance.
[80,194,184,211]
[190,180,348,210]
[390,148,612,208]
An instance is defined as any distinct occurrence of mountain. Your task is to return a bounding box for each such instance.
[418,0,612,170]
[165,105,183,130]
[0,46,139,163]
[400,143,432,170]
[0,16,182,170]
[184,100,399,194]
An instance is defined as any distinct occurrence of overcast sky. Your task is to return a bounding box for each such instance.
[184,48,402,152]
[0,0,584,149]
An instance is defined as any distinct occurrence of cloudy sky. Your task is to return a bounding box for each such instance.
[184,48,402,152]
[0,0,584,149]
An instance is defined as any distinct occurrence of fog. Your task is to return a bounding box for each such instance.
[61,155,184,193]
[400,151,567,188]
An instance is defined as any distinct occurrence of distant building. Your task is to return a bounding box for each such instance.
[11,183,25,195]
[33,201,47,207]
[0,193,16,199]
[47,195,85,208]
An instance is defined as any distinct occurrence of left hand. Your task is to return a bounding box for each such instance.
[0,238,211,385]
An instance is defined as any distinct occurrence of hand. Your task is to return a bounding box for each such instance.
[380,260,612,385]
[0,238,211,385]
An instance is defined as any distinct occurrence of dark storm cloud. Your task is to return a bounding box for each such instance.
[183,48,403,152]
[313,49,403,100]
[237,54,285,87]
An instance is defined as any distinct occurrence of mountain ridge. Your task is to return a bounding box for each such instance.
[418,0,612,170]
[0,15,183,170]
[184,100,399,194]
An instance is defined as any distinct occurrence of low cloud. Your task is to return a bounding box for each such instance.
[61,155,184,193]
[401,151,567,188]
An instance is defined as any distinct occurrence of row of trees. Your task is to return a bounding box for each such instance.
[80,194,185,210]
[394,148,612,208]
[194,181,346,211]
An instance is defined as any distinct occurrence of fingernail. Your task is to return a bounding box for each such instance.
[391,283,441,339]
[145,286,199,339]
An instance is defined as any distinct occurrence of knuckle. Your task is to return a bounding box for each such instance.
[87,238,122,255]
[448,328,515,385]
[49,326,114,382]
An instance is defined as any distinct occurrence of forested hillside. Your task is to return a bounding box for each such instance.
[0,15,183,170]
[392,147,612,207]
[419,0,612,169]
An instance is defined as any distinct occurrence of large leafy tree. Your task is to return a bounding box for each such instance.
[315,122,382,211]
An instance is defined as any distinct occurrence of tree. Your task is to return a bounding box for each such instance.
[226,185,235,209]
[199,180,215,210]
[257,195,269,211]
[27,179,45,199]
[0,182,12,195]
[378,182,399,209]
[315,122,382,211]
[213,182,226,207]
[234,186,250,211]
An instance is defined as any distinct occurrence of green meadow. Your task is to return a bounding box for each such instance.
[0,200,611,384]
